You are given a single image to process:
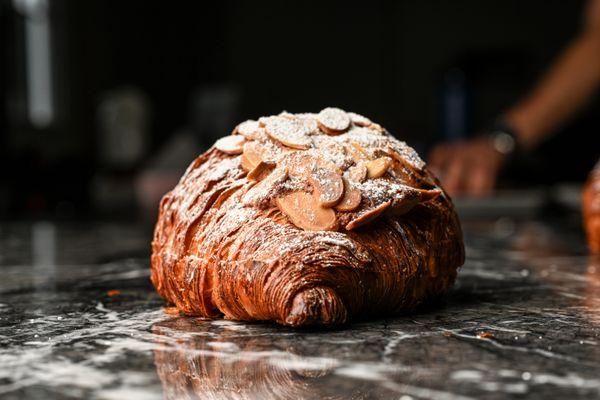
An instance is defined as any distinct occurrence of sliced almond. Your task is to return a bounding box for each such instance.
[265,117,313,149]
[369,123,385,133]
[300,117,319,134]
[240,152,254,172]
[346,142,369,163]
[287,153,342,179]
[276,191,337,231]
[385,144,426,171]
[317,107,351,135]
[335,179,362,212]
[416,188,442,202]
[345,201,391,230]
[315,156,343,176]
[309,167,344,207]
[278,111,296,119]
[386,145,435,186]
[247,160,276,182]
[388,189,441,216]
[235,120,260,138]
[240,141,264,172]
[258,117,269,127]
[272,165,289,182]
[388,196,420,216]
[215,135,245,155]
[242,166,288,206]
[347,163,367,183]
[347,112,371,127]
[366,157,392,179]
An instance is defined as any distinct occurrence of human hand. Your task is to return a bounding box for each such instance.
[428,138,507,198]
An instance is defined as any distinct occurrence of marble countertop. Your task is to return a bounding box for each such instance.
[1,218,599,399]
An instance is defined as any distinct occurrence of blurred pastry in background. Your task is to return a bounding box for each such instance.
[583,161,600,253]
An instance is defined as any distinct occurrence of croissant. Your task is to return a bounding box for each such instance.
[583,161,600,253]
[151,108,464,327]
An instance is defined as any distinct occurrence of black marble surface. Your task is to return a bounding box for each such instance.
[1,218,599,399]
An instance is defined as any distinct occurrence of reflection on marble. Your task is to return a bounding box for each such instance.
[1,220,600,399]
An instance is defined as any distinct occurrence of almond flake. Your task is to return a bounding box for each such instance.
[265,117,314,149]
[346,201,391,230]
[348,112,371,127]
[317,107,351,135]
[241,141,265,171]
[247,161,276,182]
[309,167,344,208]
[347,163,367,183]
[276,191,337,231]
[235,120,260,138]
[335,179,362,211]
[215,135,245,155]
[366,157,392,179]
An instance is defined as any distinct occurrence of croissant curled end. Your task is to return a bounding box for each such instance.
[284,286,348,327]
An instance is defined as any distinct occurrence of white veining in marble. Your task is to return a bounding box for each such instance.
[0,221,599,399]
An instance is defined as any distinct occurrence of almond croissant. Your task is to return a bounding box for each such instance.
[151,108,464,326]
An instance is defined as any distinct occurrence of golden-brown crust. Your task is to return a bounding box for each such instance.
[151,109,465,327]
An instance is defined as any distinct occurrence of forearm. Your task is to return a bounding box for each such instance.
[506,30,600,150]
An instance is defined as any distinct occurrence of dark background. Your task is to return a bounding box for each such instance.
[0,0,596,221]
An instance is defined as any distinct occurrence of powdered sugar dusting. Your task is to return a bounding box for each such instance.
[206,157,242,182]
[210,107,437,232]
[309,137,353,169]
[347,112,371,126]
[236,120,260,137]
[358,179,415,205]
[318,107,351,132]
[389,138,426,170]
[264,117,315,149]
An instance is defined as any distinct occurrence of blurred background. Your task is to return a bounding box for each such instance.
[0,0,598,222]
